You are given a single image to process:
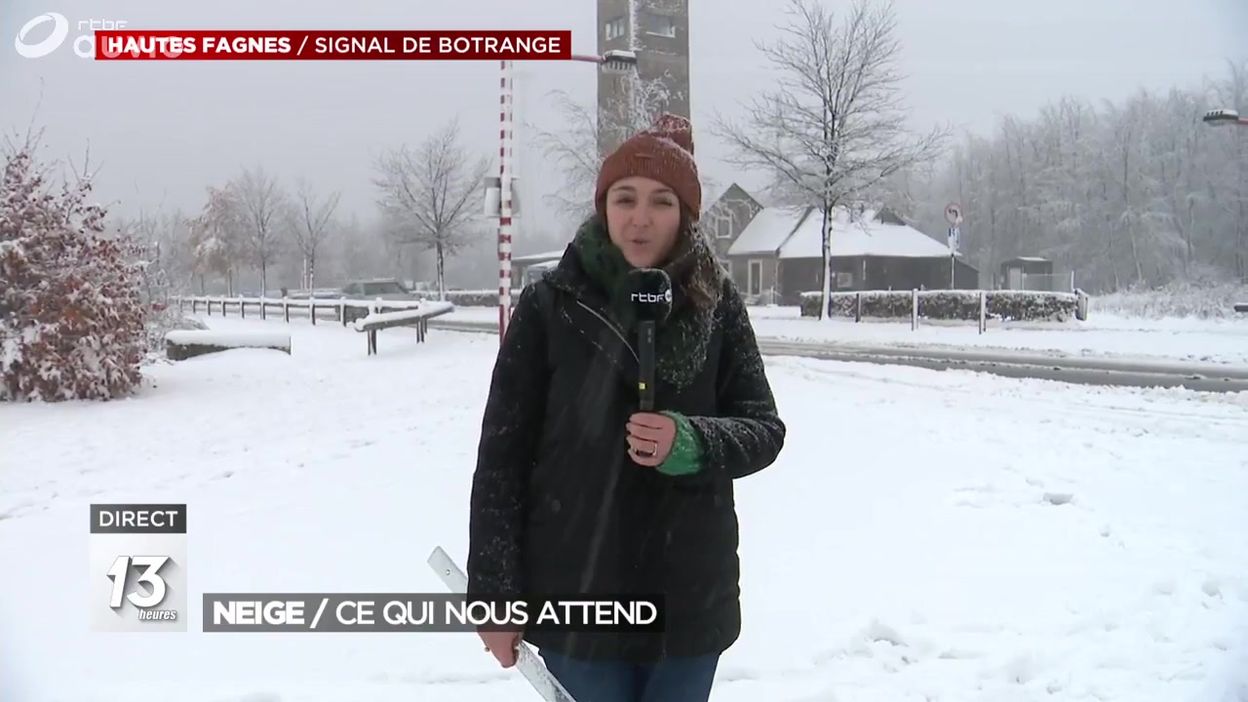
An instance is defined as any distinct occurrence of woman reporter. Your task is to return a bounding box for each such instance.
[467,114,785,702]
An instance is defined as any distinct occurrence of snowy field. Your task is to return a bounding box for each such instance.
[443,304,1248,366]
[3,315,1248,701]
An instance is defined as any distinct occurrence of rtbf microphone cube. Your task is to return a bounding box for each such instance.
[626,269,673,412]
[89,504,188,632]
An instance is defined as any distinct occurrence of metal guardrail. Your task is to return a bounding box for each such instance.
[172,295,426,327]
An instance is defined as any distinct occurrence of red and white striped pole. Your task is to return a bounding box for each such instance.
[492,53,635,340]
[498,59,515,342]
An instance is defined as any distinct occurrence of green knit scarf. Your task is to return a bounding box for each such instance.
[570,217,639,330]
[569,216,718,393]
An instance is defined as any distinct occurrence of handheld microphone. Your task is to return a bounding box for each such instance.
[625,268,673,412]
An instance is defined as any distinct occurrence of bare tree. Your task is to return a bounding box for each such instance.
[115,206,191,305]
[233,166,288,295]
[327,212,384,284]
[531,73,679,222]
[714,0,946,318]
[289,179,340,291]
[373,118,490,299]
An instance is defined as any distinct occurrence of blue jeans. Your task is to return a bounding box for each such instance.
[539,648,719,702]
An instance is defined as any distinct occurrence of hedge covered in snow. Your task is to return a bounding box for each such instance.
[800,289,1085,322]
[1,144,147,401]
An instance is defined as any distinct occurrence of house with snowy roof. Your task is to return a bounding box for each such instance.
[721,201,979,304]
[700,182,764,262]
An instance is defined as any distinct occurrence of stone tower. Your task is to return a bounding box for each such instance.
[596,0,691,155]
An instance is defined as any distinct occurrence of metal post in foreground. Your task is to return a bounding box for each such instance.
[498,59,515,342]
[1202,109,1248,280]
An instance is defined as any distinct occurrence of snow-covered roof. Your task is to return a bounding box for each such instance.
[728,206,953,260]
[726,206,810,256]
[1005,256,1049,263]
[781,208,952,259]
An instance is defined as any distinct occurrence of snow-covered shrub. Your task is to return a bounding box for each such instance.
[917,291,987,321]
[143,305,207,354]
[984,291,1079,322]
[0,144,147,401]
[800,289,1080,322]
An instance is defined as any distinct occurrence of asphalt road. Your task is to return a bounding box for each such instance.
[430,319,1248,394]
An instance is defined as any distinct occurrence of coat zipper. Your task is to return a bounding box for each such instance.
[575,299,640,363]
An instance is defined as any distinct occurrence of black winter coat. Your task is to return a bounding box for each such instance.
[467,246,785,662]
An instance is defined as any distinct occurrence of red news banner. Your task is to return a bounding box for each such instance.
[93,30,572,60]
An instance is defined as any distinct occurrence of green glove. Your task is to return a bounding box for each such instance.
[658,411,704,476]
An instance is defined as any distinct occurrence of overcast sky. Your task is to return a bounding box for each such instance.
[2,0,1244,253]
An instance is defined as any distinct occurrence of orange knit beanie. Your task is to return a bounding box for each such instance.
[594,113,701,217]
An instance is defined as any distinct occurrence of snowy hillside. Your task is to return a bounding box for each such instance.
[2,317,1247,701]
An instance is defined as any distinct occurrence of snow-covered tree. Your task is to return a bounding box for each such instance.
[1,139,146,402]
[117,207,196,304]
[531,73,680,222]
[289,179,340,291]
[373,118,490,300]
[189,185,246,294]
[233,166,289,295]
[901,60,1247,294]
[714,0,946,318]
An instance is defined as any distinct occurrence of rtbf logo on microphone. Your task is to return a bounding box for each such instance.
[89,504,187,632]
[631,289,672,304]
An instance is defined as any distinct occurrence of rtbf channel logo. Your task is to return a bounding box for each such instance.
[89,504,187,632]
[13,12,128,59]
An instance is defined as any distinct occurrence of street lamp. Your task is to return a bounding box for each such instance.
[587,49,638,73]
[1203,107,1248,288]
[1202,108,1248,127]
[494,50,639,340]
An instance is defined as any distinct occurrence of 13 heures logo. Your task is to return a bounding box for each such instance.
[14,12,128,59]
[90,504,187,631]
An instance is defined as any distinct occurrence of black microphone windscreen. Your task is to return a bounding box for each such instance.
[625,268,673,323]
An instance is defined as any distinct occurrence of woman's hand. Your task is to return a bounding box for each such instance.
[626,412,676,467]
[479,628,523,668]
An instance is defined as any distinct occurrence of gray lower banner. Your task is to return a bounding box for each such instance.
[202,593,663,632]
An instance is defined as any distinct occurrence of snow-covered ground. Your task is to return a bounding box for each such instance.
[746,306,1248,365]
[441,303,1248,366]
[1090,283,1248,321]
[3,316,1248,701]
